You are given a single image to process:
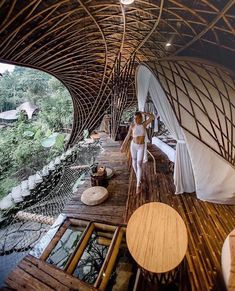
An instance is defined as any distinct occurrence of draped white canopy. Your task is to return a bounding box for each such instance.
[136,63,235,204]
[136,65,195,194]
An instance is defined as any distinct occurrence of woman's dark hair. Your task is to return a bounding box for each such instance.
[134,111,142,118]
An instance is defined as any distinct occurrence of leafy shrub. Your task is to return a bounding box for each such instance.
[0,65,73,199]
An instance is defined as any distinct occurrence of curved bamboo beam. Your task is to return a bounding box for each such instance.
[0,0,234,144]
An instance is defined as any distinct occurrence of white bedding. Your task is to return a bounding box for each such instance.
[152,136,175,163]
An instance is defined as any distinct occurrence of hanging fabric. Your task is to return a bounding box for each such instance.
[136,65,195,194]
[148,76,195,193]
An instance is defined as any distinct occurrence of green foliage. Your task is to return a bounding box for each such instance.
[54,134,65,150]
[37,95,72,131]
[0,177,19,199]
[41,133,59,148]
[0,65,73,199]
[121,106,136,123]
[83,129,89,139]
[41,132,64,149]
[0,71,20,111]
[23,130,34,137]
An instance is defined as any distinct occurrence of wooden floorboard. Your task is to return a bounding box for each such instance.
[4,138,235,291]
[63,137,129,225]
[64,138,235,290]
[5,255,95,291]
[125,144,235,291]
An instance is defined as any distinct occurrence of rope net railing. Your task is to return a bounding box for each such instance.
[0,140,101,287]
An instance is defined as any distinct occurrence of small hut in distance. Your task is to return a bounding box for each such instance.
[0,101,38,125]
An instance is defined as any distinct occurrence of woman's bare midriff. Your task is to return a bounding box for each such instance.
[132,136,145,144]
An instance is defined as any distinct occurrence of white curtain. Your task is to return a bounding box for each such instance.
[136,66,195,194]
[136,64,235,203]
[153,112,159,132]
[184,131,235,204]
[136,66,152,111]
[148,75,195,193]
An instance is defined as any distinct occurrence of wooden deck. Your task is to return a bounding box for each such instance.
[64,137,235,290]
[3,137,235,291]
[126,144,235,291]
[63,137,129,225]
[5,254,95,291]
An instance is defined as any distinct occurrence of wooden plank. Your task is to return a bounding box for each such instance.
[6,255,96,291]
[94,227,120,288]
[66,223,95,274]
[125,144,234,291]
[63,140,129,224]
[98,228,124,291]
[40,220,70,261]
[6,140,233,291]
[16,258,70,291]
[6,265,54,291]
[24,255,95,291]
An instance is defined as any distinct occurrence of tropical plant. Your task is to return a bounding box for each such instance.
[0,64,73,199]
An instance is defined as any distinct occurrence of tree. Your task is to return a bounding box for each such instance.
[0,64,73,199]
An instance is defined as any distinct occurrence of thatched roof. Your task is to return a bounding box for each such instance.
[0,102,38,121]
[0,110,18,120]
[16,101,38,119]
[0,0,234,143]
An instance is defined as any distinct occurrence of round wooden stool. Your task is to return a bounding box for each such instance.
[81,186,109,206]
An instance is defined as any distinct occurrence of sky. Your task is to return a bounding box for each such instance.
[0,63,15,74]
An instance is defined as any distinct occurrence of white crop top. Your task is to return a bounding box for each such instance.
[132,124,146,137]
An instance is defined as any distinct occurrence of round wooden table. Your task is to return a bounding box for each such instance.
[126,202,188,284]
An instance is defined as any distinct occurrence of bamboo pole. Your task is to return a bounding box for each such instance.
[40,220,70,261]
[66,222,95,274]
[98,228,124,291]
[15,211,55,225]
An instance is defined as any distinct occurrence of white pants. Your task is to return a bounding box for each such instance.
[130,140,144,187]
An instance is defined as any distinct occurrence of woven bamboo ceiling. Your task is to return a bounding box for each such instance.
[0,0,234,144]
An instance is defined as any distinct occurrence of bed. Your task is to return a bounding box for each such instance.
[152,134,176,163]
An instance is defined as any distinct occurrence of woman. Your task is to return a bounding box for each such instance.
[121,111,154,193]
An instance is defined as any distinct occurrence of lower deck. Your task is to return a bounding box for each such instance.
[4,137,235,291]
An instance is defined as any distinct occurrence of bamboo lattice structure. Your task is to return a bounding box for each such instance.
[0,0,234,143]
[142,57,235,167]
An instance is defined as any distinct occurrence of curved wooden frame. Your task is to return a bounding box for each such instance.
[0,0,234,144]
